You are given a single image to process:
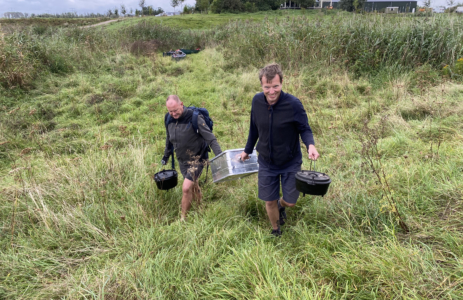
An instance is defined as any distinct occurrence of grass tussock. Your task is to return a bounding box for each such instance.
[1,12,463,299]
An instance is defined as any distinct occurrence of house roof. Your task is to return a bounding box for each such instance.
[321,0,417,2]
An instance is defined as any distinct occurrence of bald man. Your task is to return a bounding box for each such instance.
[162,95,222,221]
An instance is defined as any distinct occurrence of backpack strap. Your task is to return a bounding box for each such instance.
[164,113,175,169]
[191,108,200,134]
[171,148,175,169]
[190,108,212,154]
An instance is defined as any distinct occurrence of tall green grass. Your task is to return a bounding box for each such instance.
[118,21,212,50]
[2,12,463,299]
[214,14,463,76]
[3,14,463,89]
[0,22,208,89]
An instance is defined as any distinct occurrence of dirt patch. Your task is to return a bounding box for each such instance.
[87,94,106,105]
[81,19,119,28]
[129,40,163,56]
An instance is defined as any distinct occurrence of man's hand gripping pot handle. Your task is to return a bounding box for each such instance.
[308,144,320,161]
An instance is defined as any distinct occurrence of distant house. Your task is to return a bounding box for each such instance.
[155,12,181,17]
[316,0,417,12]
[434,6,446,13]
[364,0,417,12]
[280,1,302,9]
[385,6,399,13]
[456,6,463,13]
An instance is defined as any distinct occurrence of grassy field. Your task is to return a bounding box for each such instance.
[1,12,463,299]
[0,17,109,26]
[0,17,110,35]
[105,10,328,30]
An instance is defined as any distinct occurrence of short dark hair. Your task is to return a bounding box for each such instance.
[259,63,283,83]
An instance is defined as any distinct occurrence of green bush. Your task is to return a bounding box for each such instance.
[32,24,49,35]
[119,21,206,50]
[442,57,463,79]
[0,33,41,88]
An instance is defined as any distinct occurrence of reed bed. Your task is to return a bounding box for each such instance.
[214,14,463,76]
[3,14,463,89]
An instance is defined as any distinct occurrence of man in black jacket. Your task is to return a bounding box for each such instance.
[240,63,319,236]
[162,95,222,221]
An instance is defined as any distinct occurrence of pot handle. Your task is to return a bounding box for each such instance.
[309,159,316,171]
[309,160,316,185]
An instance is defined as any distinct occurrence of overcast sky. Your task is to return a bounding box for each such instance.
[0,0,450,16]
[0,0,197,16]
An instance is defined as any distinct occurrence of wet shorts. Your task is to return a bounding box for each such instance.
[179,160,205,182]
[258,162,301,204]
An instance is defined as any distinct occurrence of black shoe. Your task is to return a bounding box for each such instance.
[271,226,282,237]
[278,199,287,226]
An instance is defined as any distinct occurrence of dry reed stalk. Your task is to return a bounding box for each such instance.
[360,118,410,233]
[10,189,17,248]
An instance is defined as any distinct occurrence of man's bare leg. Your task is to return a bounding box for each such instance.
[181,178,196,221]
[265,199,280,230]
[277,198,295,226]
[279,198,295,208]
[181,178,202,220]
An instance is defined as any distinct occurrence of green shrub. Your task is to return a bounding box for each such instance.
[442,57,463,79]
[119,21,205,51]
[47,54,74,74]
[32,24,49,35]
[0,33,41,88]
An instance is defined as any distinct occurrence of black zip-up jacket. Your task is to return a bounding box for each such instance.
[164,107,222,165]
[244,91,315,167]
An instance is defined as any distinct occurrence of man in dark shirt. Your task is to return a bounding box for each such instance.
[162,95,222,221]
[240,63,319,236]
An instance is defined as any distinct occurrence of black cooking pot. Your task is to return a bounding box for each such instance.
[295,162,331,196]
[154,169,178,190]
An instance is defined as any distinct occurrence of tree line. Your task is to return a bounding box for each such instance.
[2,12,111,19]
[1,1,165,19]
[193,0,463,14]
[6,0,458,20]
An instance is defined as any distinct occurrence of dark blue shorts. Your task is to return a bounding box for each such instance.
[258,161,301,204]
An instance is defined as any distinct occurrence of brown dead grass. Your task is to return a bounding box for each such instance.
[129,40,163,57]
